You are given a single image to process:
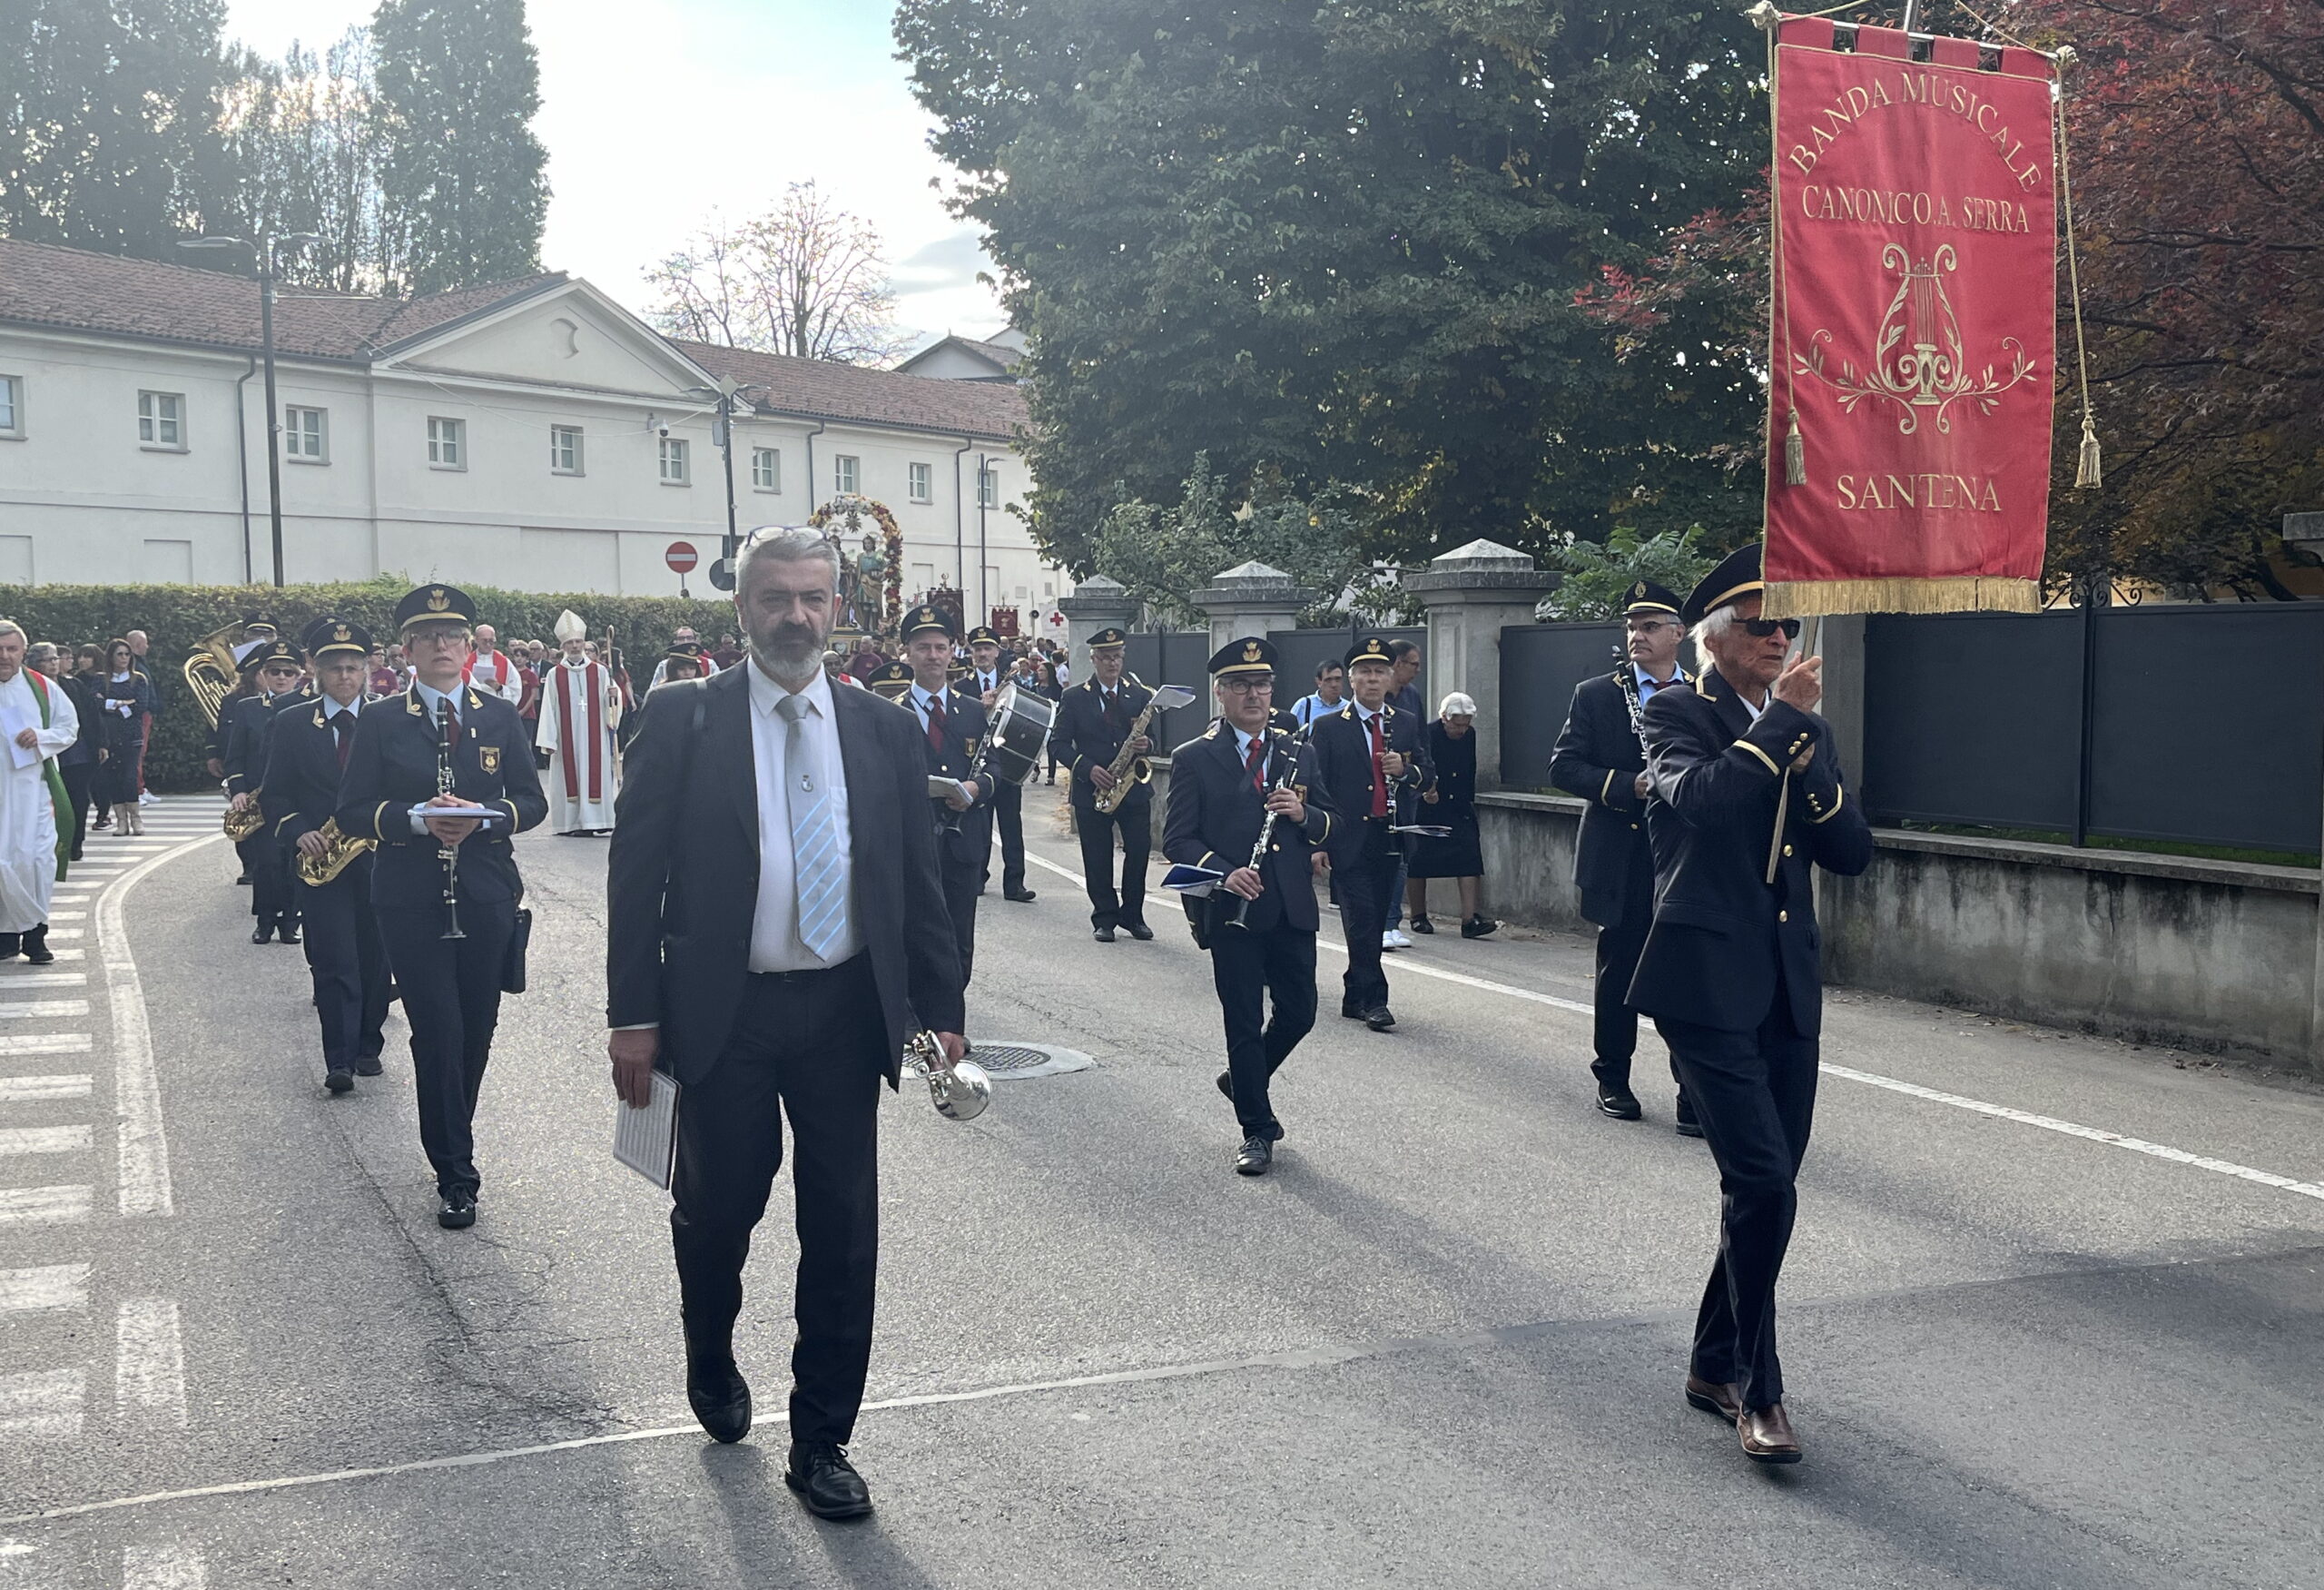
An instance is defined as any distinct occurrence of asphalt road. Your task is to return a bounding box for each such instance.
[3,793,2320,1588]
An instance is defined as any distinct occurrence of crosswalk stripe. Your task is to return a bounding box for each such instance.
[0,1034,92,1055]
[0,1185,90,1224]
[123,1542,209,1588]
[0,1125,92,1155]
[0,1074,93,1102]
[44,930,82,942]
[46,911,84,922]
[0,1000,90,1019]
[0,974,84,987]
[0,1368,84,1436]
[0,1262,89,1312]
[116,1299,187,1430]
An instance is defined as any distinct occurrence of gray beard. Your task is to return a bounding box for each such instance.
[751,642,822,691]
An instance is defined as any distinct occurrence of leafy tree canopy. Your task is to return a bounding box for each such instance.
[1537,523,1718,620]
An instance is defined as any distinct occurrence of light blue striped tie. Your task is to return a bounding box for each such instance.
[776,693,847,961]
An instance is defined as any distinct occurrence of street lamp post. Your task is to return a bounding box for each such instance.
[178,232,320,588]
[686,376,760,589]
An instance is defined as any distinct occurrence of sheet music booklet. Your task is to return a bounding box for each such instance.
[613,1072,680,1190]
[1161,863,1225,897]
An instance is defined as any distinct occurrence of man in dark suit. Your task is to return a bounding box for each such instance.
[606,526,967,1522]
[1630,544,1872,1467]
[962,625,1035,904]
[1052,627,1155,943]
[1304,637,1432,1032]
[335,586,547,1231]
[901,606,993,983]
[224,641,308,945]
[1549,579,1696,1129]
[1163,637,1336,1175]
[261,617,390,1095]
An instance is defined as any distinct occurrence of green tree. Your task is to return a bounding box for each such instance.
[896,0,1762,573]
[0,0,231,261]
[1536,523,1718,620]
[209,28,391,292]
[371,0,547,292]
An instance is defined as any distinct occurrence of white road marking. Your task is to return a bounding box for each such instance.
[45,912,84,922]
[0,1368,84,1436]
[0,1126,92,1156]
[0,1075,92,1103]
[0,1185,90,1224]
[42,931,81,942]
[102,833,222,1218]
[0,974,85,987]
[0,1000,90,1019]
[115,1299,188,1430]
[0,1034,92,1055]
[122,1542,208,1589]
[1019,844,2324,1207]
[0,1263,90,1313]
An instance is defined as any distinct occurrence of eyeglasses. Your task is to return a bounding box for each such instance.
[1216,677,1274,695]
[1742,617,1802,639]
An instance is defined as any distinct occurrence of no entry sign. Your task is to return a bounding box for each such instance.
[665,540,699,575]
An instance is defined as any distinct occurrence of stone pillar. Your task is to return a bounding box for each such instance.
[1404,538,1559,789]
[1193,560,1314,656]
[2284,511,2324,1078]
[1054,574,1137,686]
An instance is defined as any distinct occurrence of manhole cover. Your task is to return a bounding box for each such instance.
[966,1042,1094,1080]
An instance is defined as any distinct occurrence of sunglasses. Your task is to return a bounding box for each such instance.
[1742,617,1802,639]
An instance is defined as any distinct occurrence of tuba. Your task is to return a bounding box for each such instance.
[182,621,250,730]
[901,1031,992,1121]
[296,818,376,886]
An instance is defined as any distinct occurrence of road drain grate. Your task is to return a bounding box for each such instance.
[965,1042,1095,1079]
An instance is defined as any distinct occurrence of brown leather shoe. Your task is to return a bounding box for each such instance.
[1684,1374,1742,1425]
[1739,1403,1802,1464]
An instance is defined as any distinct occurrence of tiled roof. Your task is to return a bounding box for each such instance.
[674,340,1028,442]
[898,332,1020,376]
[0,236,563,360]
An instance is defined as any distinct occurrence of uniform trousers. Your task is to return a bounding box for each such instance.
[1206,914,1315,1140]
[238,832,300,933]
[1590,854,1685,1104]
[1658,962,1818,1412]
[376,900,514,1198]
[1073,800,1150,930]
[1335,819,1402,1012]
[983,778,1028,894]
[938,841,980,986]
[301,858,390,1073]
[669,955,885,1447]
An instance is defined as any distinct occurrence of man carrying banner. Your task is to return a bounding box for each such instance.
[535,610,623,836]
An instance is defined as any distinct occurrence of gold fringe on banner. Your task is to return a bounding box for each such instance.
[1760,578,2043,619]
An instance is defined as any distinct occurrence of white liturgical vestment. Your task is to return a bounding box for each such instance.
[0,670,75,931]
[535,658,622,831]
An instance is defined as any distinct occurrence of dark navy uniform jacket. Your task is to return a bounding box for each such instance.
[1053,676,1156,813]
[222,691,297,797]
[333,684,547,913]
[1549,670,1682,930]
[1626,670,1874,1036]
[911,681,994,869]
[1301,700,1433,865]
[1162,721,1336,933]
[260,696,365,848]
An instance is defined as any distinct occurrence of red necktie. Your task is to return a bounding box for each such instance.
[1244,735,1266,792]
[925,695,945,752]
[1367,715,1388,818]
[332,711,353,771]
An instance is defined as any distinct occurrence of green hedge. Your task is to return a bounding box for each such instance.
[0,578,738,792]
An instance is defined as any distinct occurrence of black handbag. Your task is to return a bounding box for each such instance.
[501,904,533,993]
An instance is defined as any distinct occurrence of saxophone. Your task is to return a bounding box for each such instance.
[222,802,266,842]
[1092,678,1163,815]
[296,819,376,886]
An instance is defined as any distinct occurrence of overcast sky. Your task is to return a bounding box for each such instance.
[224,0,1008,351]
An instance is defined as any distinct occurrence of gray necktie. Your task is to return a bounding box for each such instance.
[775,694,846,960]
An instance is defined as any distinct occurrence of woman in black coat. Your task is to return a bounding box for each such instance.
[1407,692,1497,939]
[55,644,111,862]
[95,638,155,834]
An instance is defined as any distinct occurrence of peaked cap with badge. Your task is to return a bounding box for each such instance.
[904,606,957,642]
[869,660,915,700]
[300,616,372,659]
[1680,543,1766,629]
[1344,635,1396,670]
[1622,580,1684,618]
[965,625,1001,647]
[1209,636,1277,677]
[1087,627,1128,650]
[393,584,478,634]
[243,637,302,676]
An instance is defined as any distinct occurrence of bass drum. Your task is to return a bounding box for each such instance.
[982,683,1055,787]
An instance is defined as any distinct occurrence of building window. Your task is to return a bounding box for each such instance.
[978,465,1000,509]
[751,447,780,492]
[0,376,20,439]
[138,391,185,450]
[427,416,465,469]
[908,461,932,503]
[659,435,691,485]
[550,424,584,475]
[834,454,860,496]
[282,405,328,463]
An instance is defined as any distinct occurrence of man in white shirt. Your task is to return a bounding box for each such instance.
[962,625,1034,904]
[463,623,524,704]
[606,527,966,1522]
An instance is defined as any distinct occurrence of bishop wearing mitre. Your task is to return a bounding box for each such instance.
[535,610,623,835]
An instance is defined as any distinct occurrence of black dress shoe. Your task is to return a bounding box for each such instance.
[276,923,301,945]
[1216,1070,1233,1101]
[1124,921,1154,941]
[1596,1085,1643,1121]
[1364,1006,1396,1032]
[437,1190,478,1229]
[1408,914,1435,934]
[687,1349,753,1445]
[251,922,273,944]
[234,872,249,884]
[1094,924,1116,943]
[1675,1100,1706,1139]
[785,1440,872,1518]
[325,1068,355,1095]
[353,1053,383,1077]
[1461,915,1499,939]
[1341,1002,1366,1021]
[1234,1135,1273,1175]
[1003,886,1037,903]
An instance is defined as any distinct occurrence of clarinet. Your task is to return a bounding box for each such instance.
[1612,641,1649,754]
[435,700,466,941]
[1227,736,1302,931]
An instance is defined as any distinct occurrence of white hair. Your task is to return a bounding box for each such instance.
[1690,605,1738,675]
[0,620,25,647]
[736,525,842,592]
[1439,692,1477,718]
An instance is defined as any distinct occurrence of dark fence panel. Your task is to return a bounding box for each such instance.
[1121,630,1216,758]
[1499,622,1625,791]
[1861,612,2081,831]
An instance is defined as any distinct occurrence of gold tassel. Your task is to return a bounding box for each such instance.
[2075,417,2102,489]
[1784,410,1806,486]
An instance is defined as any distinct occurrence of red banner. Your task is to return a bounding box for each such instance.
[1763,22,2058,616]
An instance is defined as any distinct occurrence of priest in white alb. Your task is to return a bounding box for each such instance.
[535,610,623,835]
[0,621,75,963]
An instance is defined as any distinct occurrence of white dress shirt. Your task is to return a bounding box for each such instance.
[1634,665,1682,706]
[747,661,861,973]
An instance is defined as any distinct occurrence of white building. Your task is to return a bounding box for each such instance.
[0,238,1068,630]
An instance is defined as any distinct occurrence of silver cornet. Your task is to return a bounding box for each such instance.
[902,1031,993,1122]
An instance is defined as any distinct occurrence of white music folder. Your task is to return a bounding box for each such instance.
[613,1072,680,1190]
